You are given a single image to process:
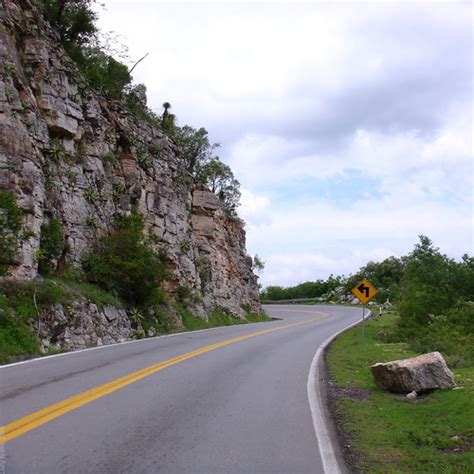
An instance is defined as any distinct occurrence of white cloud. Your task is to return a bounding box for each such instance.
[239,189,272,226]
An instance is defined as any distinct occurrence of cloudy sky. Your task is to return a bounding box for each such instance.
[97,0,472,287]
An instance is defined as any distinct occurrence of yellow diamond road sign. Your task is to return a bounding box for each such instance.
[351,278,377,304]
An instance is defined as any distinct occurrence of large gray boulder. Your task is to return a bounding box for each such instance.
[370,351,456,393]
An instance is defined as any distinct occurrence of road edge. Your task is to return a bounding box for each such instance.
[307,310,370,474]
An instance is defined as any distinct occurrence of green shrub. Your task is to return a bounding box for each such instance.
[177,285,192,303]
[398,236,469,329]
[38,218,66,275]
[406,302,474,367]
[0,294,39,363]
[0,190,23,275]
[82,215,169,306]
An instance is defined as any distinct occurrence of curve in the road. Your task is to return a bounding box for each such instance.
[1,314,328,444]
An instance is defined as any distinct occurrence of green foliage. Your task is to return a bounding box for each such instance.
[176,285,192,303]
[38,218,66,275]
[160,102,176,134]
[64,279,123,309]
[112,182,126,203]
[173,125,219,175]
[123,84,161,125]
[102,151,117,164]
[0,277,124,362]
[0,190,23,275]
[180,239,192,253]
[84,187,100,204]
[48,139,67,162]
[148,143,163,158]
[195,256,211,295]
[344,256,406,302]
[198,157,241,214]
[178,305,270,332]
[85,215,97,228]
[398,236,468,329]
[37,0,98,46]
[170,125,242,212]
[78,46,131,98]
[82,215,169,306]
[36,1,133,99]
[0,294,39,364]
[137,151,152,170]
[261,275,344,301]
[252,254,265,273]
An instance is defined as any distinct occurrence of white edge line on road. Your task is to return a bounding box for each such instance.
[0,323,271,370]
[307,309,371,474]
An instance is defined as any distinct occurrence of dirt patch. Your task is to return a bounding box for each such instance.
[328,382,371,401]
[439,438,474,455]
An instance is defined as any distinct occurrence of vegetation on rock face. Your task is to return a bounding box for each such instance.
[38,218,66,276]
[0,190,23,275]
[82,215,169,306]
[0,279,72,363]
[199,157,241,214]
[172,125,242,213]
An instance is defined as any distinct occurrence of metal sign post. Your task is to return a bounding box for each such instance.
[361,305,366,342]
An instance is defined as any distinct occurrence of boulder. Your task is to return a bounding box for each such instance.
[370,351,456,393]
[383,299,393,309]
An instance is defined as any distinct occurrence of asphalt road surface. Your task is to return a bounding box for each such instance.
[1,304,361,474]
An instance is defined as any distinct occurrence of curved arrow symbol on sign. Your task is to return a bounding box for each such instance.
[357,283,370,298]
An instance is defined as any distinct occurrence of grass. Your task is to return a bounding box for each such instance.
[178,305,270,332]
[327,310,474,472]
[54,278,123,309]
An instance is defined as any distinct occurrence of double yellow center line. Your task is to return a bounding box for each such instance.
[1,313,328,444]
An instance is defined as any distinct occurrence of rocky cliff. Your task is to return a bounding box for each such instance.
[0,0,261,344]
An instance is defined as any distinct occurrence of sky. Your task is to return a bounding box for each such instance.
[96,0,473,288]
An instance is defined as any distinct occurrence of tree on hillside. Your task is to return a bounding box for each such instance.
[199,158,241,213]
[173,126,220,175]
[161,102,176,134]
[38,0,98,45]
[252,255,265,274]
[398,235,460,328]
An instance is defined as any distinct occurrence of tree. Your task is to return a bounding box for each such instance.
[161,103,177,134]
[38,1,98,46]
[173,126,220,175]
[79,47,131,97]
[398,235,459,328]
[253,255,265,274]
[199,158,241,213]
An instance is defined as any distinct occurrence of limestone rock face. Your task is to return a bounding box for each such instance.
[0,0,261,333]
[370,352,456,393]
[38,301,132,352]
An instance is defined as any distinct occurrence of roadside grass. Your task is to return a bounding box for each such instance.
[178,305,271,332]
[327,310,474,473]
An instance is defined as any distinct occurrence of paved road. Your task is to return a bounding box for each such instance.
[1,305,361,473]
